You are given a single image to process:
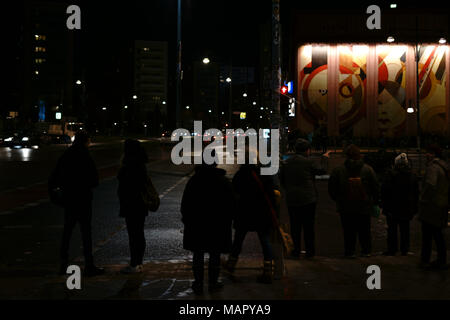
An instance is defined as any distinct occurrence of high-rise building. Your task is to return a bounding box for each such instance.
[21,0,74,126]
[133,40,168,132]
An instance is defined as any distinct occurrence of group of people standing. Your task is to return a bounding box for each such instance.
[49,131,449,296]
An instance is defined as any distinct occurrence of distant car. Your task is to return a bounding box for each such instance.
[159,131,176,146]
[4,132,41,149]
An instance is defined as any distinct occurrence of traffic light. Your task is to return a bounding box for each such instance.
[281,85,288,94]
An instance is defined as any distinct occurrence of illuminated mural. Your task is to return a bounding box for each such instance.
[377,45,407,137]
[299,45,328,130]
[338,45,368,133]
[418,45,447,134]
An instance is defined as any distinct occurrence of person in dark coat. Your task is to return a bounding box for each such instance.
[418,144,449,270]
[181,162,235,294]
[117,139,151,274]
[381,153,419,256]
[328,144,379,258]
[225,162,278,284]
[49,131,104,276]
[280,138,328,258]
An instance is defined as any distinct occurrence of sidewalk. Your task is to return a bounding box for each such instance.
[1,252,449,300]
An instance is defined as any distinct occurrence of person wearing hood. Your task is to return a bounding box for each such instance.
[180,159,235,294]
[328,144,379,258]
[117,139,152,274]
[419,144,449,270]
[381,153,419,256]
[280,138,329,258]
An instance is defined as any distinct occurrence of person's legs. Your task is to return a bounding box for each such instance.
[302,203,316,257]
[386,216,398,254]
[192,251,204,294]
[126,215,146,267]
[78,206,94,267]
[340,213,357,256]
[399,220,410,255]
[288,206,301,256]
[432,227,447,265]
[421,222,433,264]
[257,229,274,261]
[60,210,78,272]
[358,214,372,255]
[230,228,247,258]
[208,252,222,290]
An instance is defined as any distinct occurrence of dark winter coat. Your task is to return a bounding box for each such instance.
[419,158,449,228]
[117,160,149,218]
[381,165,419,220]
[50,144,99,208]
[232,165,277,232]
[280,153,326,207]
[181,165,235,253]
[328,159,379,215]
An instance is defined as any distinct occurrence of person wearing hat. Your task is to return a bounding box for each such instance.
[381,153,419,256]
[418,144,449,269]
[328,144,379,258]
[280,138,329,258]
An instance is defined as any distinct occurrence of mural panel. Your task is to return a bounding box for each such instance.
[299,45,328,129]
[418,45,447,134]
[377,45,407,137]
[338,45,368,134]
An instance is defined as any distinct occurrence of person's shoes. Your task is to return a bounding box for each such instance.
[191,281,204,295]
[120,264,144,274]
[208,281,224,293]
[84,265,105,277]
[430,261,449,270]
[383,251,396,256]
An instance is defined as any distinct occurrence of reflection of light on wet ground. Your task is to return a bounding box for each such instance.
[0,147,35,161]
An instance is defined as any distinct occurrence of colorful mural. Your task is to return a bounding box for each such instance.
[337,45,368,133]
[377,45,407,137]
[418,45,447,134]
[299,45,328,129]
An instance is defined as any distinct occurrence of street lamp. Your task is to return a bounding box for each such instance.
[202,57,210,64]
[124,105,128,109]
[226,77,232,83]
[132,95,138,100]
[243,93,247,97]
[76,80,82,85]
[387,36,395,43]
[439,37,447,44]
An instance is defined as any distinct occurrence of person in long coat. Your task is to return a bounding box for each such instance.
[418,144,449,269]
[117,139,152,274]
[181,162,235,294]
[381,153,419,256]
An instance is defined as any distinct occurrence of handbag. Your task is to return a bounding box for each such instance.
[142,177,160,212]
[251,170,294,255]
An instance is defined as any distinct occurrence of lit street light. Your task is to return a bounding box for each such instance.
[76,80,82,85]
[132,95,138,100]
[202,57,210,64]
[226,77,232,83]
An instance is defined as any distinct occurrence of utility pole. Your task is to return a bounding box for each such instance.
[271,0,285,152]
[176,0,182,129]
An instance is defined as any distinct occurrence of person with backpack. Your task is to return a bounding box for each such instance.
[181,160,235,294]
[48,131,104,276]
[381,153,419,256]
[328,144,379,258]
[418,144,449,270]
[117,139,159,274]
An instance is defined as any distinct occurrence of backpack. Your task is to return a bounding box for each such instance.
[344,168,368,212]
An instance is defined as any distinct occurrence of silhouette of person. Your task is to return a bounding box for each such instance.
[181,161,235,294]
[117,139,152,274]
[50,131,104,276]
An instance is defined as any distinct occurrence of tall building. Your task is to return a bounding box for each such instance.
[193,61,219,128]
[133,40,168,132]
[21,0,74,127]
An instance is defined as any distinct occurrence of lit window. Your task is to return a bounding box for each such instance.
[35,47,46,53]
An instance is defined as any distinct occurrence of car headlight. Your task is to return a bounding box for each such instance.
[22,137,29,142]
[5,137,13,142]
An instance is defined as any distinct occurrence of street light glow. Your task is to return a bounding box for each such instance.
[390,4,397,8]
[162,101,166,105]
[226,77,232,83]
[439,38,447,44]
[186,106,190,110]
[253,101,256,105]
[124,105,128,109]
[132,95,138,100]
[387,36,395,43]
[243,93,247,97]
[202,57,210,64]
[407,107,415,113]
[76,80,82,85]
[102,107,107,111]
